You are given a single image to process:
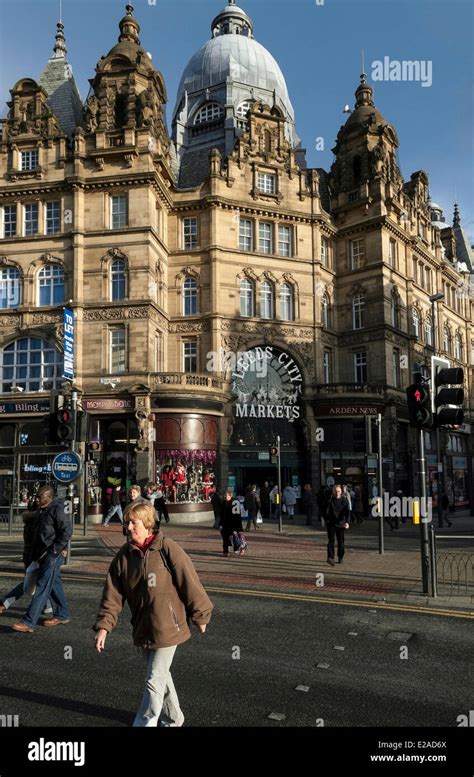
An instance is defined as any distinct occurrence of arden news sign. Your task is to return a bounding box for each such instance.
[317,405,384,417]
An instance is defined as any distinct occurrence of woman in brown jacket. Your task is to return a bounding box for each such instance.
[93,501,213,727]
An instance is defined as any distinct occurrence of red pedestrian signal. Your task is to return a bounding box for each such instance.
[269,444,279,463]
[56,405,76,442]
[406,384,432,428]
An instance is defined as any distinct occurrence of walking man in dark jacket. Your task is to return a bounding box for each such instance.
[326,484,350,566]
[244,485,259,531]
[259,481,271,522]
[13,485,72,632]
[219,491,244,557]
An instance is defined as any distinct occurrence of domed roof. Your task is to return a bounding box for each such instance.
[174,34,295,124]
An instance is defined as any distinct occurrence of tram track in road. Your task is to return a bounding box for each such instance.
[0,571,471,621]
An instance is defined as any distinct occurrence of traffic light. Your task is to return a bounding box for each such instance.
[56,406,76,443]
[434,366,464,427]
[76,410,89,442]
[42,413,57,445]
[269,444,279,464]
[406,383,432,428]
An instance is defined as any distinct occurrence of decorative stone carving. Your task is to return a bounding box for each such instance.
[0,315,21,328]
[84,309,123,322]
[84,95,99,132]
[127,307,149,319]
[32,313,61,325]
[83,306,149,322]
[168,321,210,334]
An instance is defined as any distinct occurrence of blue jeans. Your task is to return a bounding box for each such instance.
[133,646,184,727]
[21,553,70,629]
[103,504,123,525]
[2,570,52,612]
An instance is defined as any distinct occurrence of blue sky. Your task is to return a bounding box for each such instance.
[0,0,472,241]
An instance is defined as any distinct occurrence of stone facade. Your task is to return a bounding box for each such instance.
[0,3,472,512]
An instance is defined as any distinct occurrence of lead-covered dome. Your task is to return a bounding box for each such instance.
[172,1,298,188]
[174,34,295,129]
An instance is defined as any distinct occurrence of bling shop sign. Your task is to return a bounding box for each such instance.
[232,347,302,423]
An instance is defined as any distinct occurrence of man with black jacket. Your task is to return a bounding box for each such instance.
[219,491,244,557]
[326,484,350,566]
[13,485,72,633]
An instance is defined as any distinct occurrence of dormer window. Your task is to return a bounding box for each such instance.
[194,102,224,125]
[258,173,276,195]
[21,150,38,171]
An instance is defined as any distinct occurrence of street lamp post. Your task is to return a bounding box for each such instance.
[430,292,445,529]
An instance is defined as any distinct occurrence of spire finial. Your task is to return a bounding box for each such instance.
[59,0,62,23]
[453,203,461,226]
[119,4,140,45]
[53,19,67,59]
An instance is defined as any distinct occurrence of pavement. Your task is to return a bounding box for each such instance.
[1,510,473,616]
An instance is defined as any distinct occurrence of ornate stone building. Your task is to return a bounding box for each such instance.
[0,2,472,517]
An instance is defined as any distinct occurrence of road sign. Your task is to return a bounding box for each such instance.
[52,451,82,483]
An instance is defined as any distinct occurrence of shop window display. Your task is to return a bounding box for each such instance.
[156,450,217,503]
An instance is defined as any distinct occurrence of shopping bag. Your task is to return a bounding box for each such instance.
[256,511,263,524]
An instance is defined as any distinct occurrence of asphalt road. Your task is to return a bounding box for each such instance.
[0,574,471,729]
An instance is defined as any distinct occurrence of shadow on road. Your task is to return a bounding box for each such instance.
[0,684,131,725]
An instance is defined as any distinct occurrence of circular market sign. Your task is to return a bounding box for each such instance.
[52,452,83,483]
[231,346,302,423]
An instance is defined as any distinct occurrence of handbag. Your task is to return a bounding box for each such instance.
[233,531,247,552]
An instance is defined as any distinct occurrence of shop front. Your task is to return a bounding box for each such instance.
[315,404,386,514]
[82,396,138,521]
[0,398,63,512]
[153,411,220,523]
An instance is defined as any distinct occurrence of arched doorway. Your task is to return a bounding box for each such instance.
[228,346,307,496]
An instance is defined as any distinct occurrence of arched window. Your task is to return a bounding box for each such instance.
[183,276,198,316]
[424,316,433,347]
[1,337,62,392]
[0,266,21,309]
[260,281,274,320]
[236,101,251,119]
[454,333,463,361]
[391,291,400,328]
[110,259,126,302]
[194,103,224,125]
[280,283,294,321]
[352,294,365,330]
[412,308,420,339]
[443,326,451,354]
[322,293,330,327]
[240,278,254,318]
[38,265,64,306]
